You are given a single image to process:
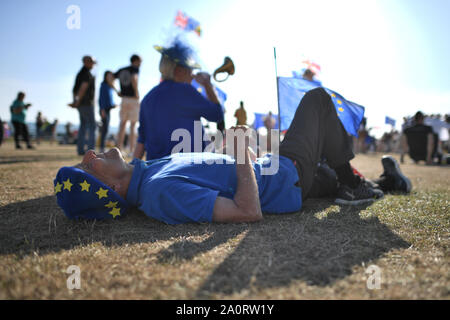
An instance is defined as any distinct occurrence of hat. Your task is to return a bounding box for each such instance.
[154,41,200,69]
[54,167,130,220]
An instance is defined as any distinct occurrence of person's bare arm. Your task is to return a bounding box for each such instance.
[212,128,262,223]
[194,73,220,105]
[72,82,89,107]
[133,142,145,160]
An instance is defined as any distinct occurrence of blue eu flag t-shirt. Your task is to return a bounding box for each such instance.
[126,153,302,225]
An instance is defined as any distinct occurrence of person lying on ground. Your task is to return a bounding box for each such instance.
[55,88,409,224]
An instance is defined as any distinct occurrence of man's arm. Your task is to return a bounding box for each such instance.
[212,127,262,223]
[72,82,89,107]
[133,142,146,160]
[194,73,220,105]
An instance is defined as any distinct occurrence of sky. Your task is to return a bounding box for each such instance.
[1,0,449,137]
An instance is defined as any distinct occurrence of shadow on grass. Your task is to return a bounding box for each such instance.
[0,153,78,165]
[0,196,410,297]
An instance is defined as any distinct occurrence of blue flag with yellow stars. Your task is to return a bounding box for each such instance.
[54,166,130,220]
[385,116,396,127]
[191,79,227,106]
[277,77,365,137]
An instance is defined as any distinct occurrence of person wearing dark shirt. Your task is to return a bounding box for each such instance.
[99,71,117,152]
[70,55,97,155]
[401,111,434,164]
[133,41,223,160]
[115,54,142,155]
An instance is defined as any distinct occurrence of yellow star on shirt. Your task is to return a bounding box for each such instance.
[337,99,342,105]
[54,182,62,194]
[79,180,91,192]
[338,107,344,112]
[109,207,121,218]
[63,178,73,191]
[331,93,336,98]
[104,201,118,208]
[96,187,108,199]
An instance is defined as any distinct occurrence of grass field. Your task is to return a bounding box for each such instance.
[0,140,448,299]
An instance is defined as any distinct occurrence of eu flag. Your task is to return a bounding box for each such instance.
[385,116,396,127]
[253,112,279,130]
[191,79,227,106]
[277,77,365,137]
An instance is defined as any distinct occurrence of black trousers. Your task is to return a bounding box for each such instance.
[12,121,31,146]
[279,88,354,198]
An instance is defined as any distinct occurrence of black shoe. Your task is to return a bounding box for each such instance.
[27,145,35,149]
[335,182,384,205]
[381,155,412,193]
[16,145,22,149]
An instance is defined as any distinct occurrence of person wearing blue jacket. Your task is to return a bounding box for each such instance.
[98,71,117,152]
[133,40,224,160]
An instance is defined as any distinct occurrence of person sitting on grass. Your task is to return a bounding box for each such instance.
[54,88,410,224]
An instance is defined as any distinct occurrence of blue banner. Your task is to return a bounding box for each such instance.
[385,116,396,127]
[253,112,279,130]
[191,79,227,106]
[277,77,365,137]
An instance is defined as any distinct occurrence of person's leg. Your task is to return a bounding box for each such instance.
[279,87,355,197]
[12,121,22,148]
[99,110,108,152]
[307,162,339,198]
[129,120,137,154]
[127,99,139,154]
[22,123,32,148]
[77,107,87,155]
[117,98,129,151]
[86,105,96,151]
[279,88,382,204]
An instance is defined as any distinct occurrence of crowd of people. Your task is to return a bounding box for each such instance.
[354,113,450,165]
[52,41,420,225]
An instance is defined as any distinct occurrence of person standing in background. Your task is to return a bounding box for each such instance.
[234,101,247,126]
[70,55,97,156]
[36,111,44,145]
[10,91,33,149]
[99,71,117,152]
[115,54,142,155]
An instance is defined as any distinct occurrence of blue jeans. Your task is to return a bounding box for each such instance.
[77,105,96,155]
[99,108,110,151]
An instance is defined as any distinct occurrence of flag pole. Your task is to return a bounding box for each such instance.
[274,47,281,145]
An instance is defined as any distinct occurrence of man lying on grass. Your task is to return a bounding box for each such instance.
[54,88,410,224]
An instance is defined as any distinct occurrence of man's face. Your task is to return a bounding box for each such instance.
[75,148,127,182]
[133,59,142,68]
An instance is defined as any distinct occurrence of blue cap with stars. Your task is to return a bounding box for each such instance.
[154,38,201,69]
[54,166,130,220]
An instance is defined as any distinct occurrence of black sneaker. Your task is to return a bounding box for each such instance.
[381,155,412,193]
[335,182,384,205]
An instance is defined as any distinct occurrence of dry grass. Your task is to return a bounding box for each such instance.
[0,140,448,299]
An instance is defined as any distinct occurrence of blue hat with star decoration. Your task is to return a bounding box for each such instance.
[54,166,130,220]
[154,38,201,69]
